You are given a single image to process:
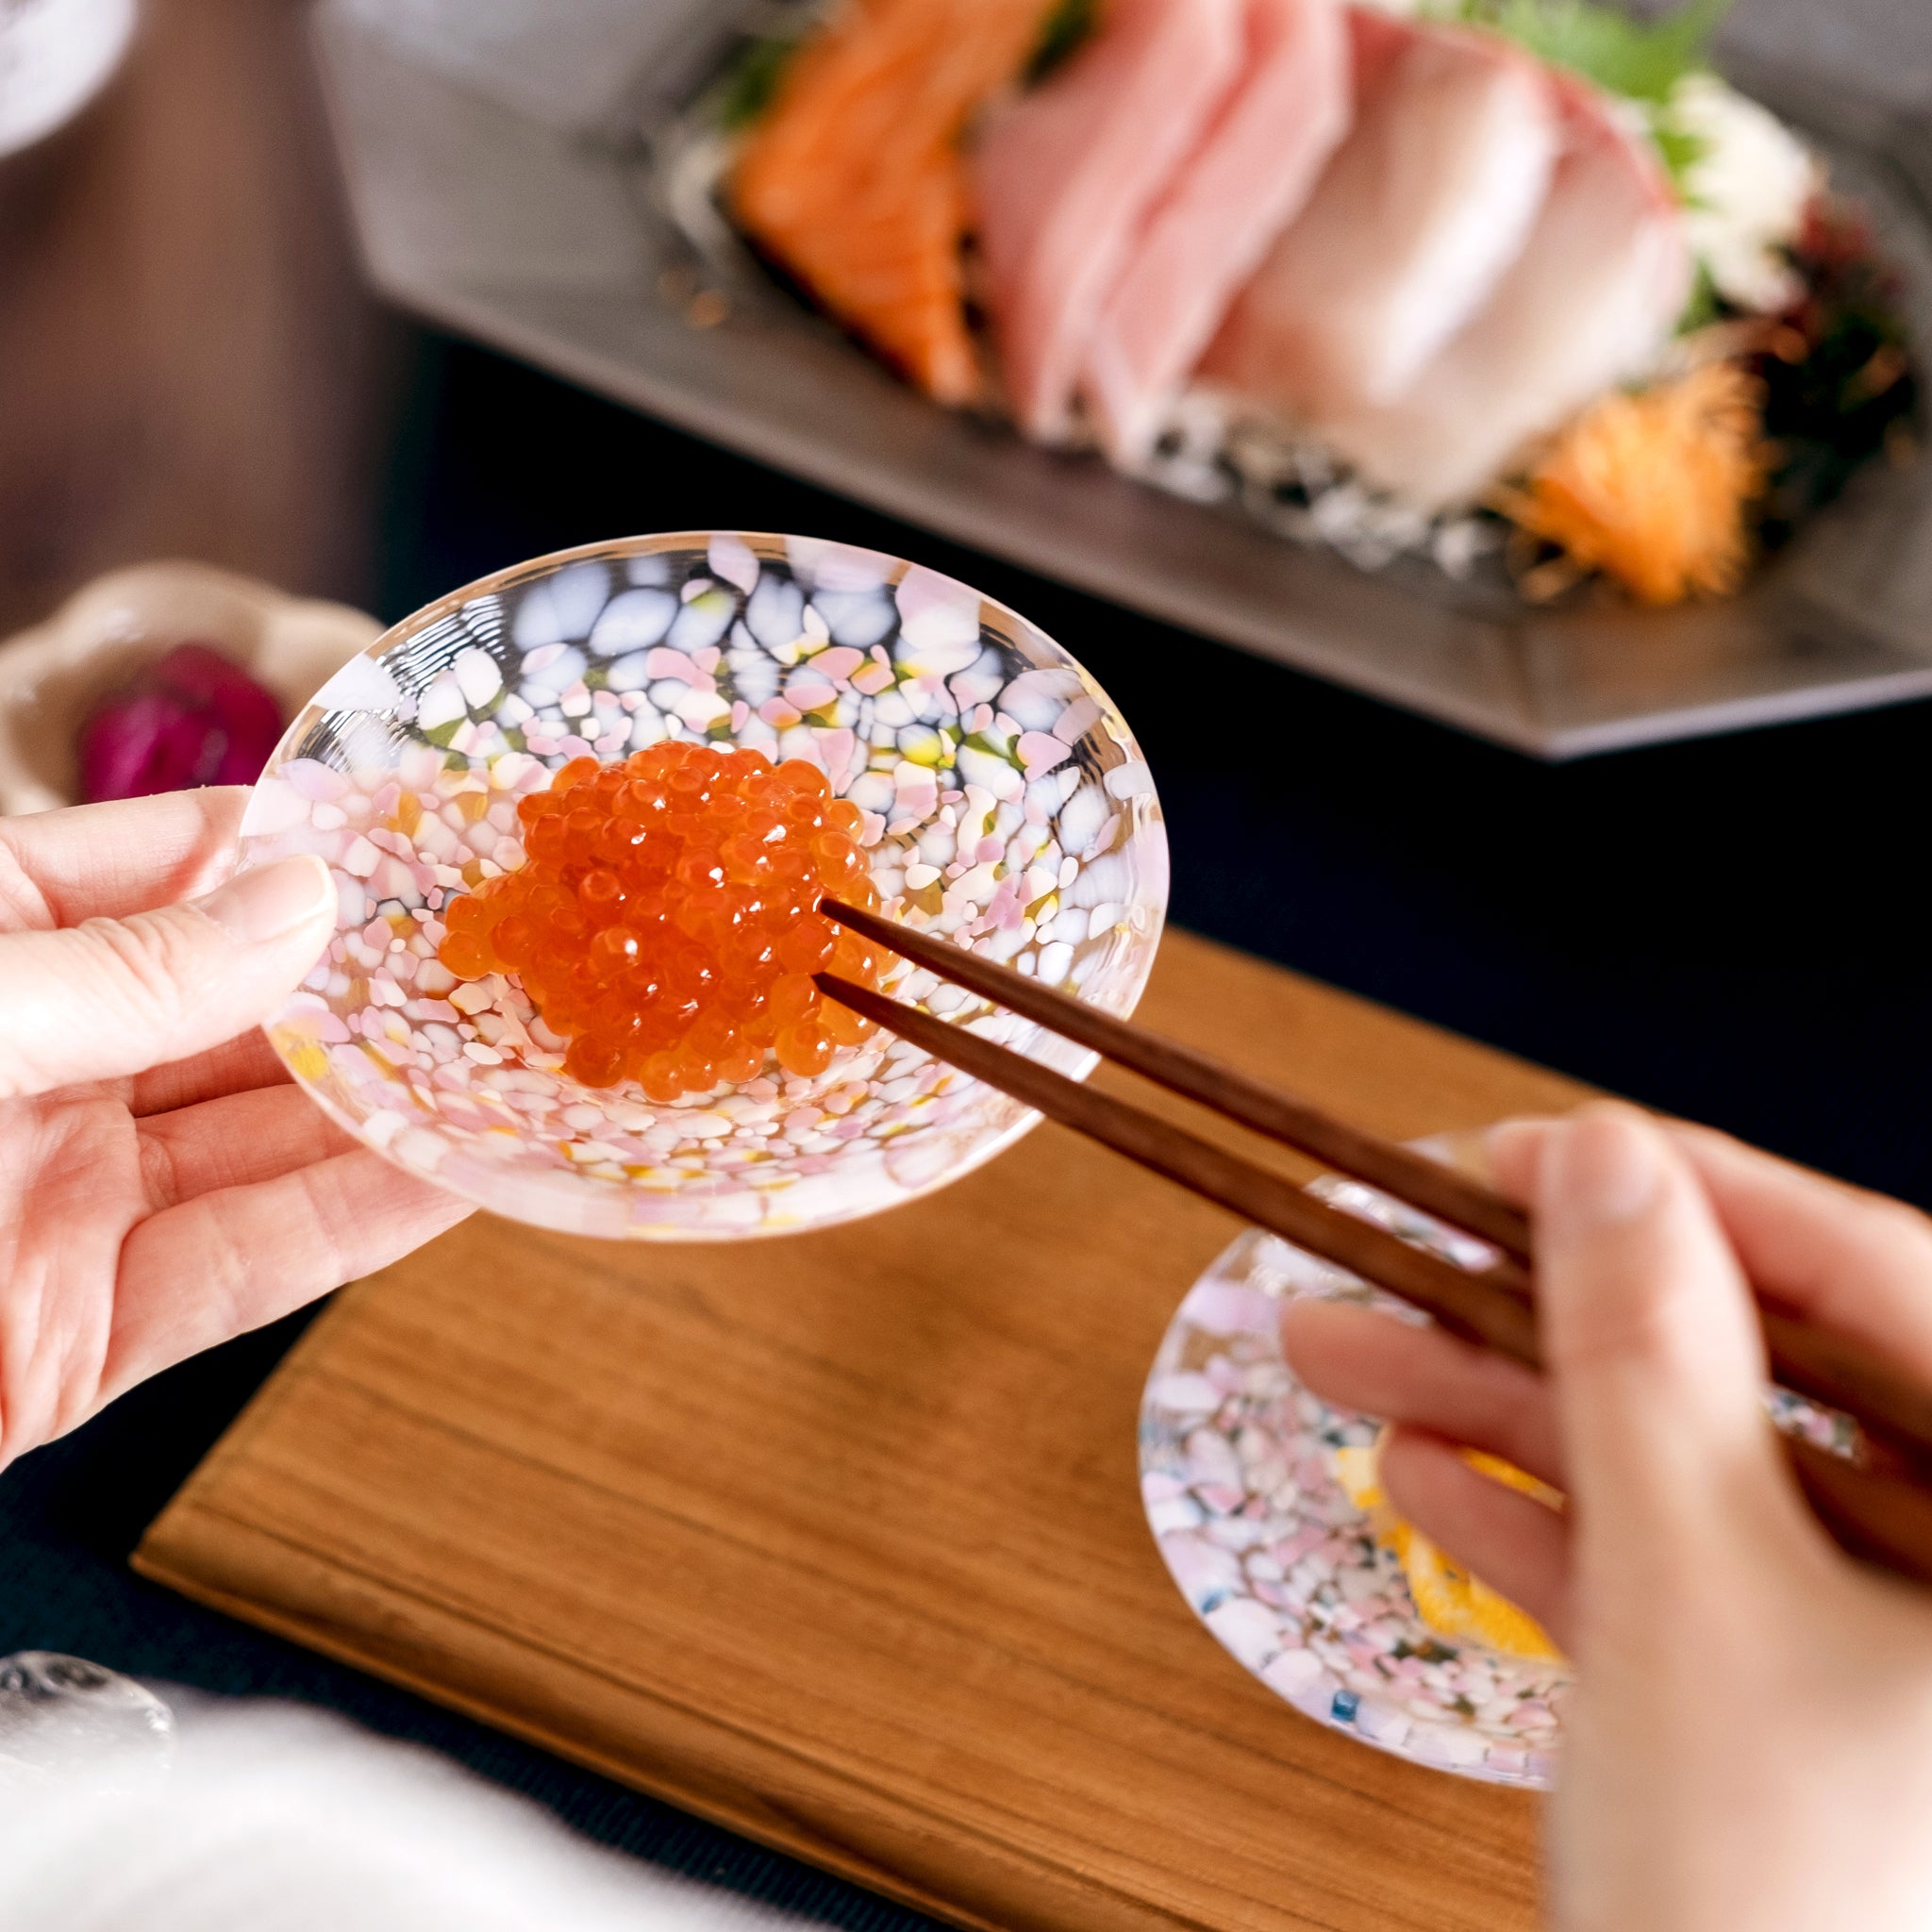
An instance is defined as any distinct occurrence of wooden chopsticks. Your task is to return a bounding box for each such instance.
[817,898,1932,1587]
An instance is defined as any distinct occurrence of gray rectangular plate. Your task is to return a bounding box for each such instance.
[314,1,1932,758]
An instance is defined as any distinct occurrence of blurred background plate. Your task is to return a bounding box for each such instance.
[311,0,1932,759]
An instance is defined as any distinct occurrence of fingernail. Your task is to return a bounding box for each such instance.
[1547,1113,1663,1229]
[194,855,335,942]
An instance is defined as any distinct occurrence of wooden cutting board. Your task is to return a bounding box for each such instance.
[136,927,1589,1932]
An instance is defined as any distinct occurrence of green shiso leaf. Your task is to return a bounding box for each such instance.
[1676,261,1723,333]
[1024,0,1097,87]
[715,34,798,130]
[1649,118,1711,198]
[1430,0,1733,106]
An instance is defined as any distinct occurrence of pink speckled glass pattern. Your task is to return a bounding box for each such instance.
[1141,1194,1570,1790]
[239,533,1167,1240]
[1142,1164,1863,1787]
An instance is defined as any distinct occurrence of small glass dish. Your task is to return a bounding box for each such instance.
[239,532,1168,1239]
[1142,1152,1868,1788]
[1140,1159,1570,1790]
[0,1653,174,1790]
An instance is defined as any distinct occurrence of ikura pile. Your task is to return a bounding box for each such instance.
[437,741,889,1098]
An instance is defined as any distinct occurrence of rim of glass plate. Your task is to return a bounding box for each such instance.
[248,529,1170,1241]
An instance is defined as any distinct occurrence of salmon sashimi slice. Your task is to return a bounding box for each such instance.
[731,0,1051,407]
[973,0,1245,443]
[1202,7,1559,418]
[1312,74,1690,508]
[1082,0,1352,466]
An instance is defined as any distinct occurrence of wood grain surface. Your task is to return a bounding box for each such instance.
[137,927,1590,1932]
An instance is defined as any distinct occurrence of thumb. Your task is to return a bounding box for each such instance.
[1537,1106,1799,1564]
[0,855,337,1099]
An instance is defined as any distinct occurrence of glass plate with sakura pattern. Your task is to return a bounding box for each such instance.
[238,532,1168,1240]
[1141,1210,1567,1789]
[1141,1175,1570,1790]
[1142,1156,1862,1786]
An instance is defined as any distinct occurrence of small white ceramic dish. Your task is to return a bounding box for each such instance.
[0,561,381,816]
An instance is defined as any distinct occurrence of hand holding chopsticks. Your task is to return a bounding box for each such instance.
[818,898,1932,1587]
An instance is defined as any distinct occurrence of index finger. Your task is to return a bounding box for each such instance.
[1491,1112,1932,1387]
[0,788,249,932]
[1667,1123,1932,1384]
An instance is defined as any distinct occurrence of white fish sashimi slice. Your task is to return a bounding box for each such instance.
[1202,7,1560,416]
[1318,75,1693,508]
[973,0,1243,443]
[1082,0,1351,466]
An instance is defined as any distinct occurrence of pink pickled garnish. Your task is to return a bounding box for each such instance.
[76,643,284,803]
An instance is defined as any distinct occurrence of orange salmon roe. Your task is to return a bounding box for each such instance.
[437,741,887,1097]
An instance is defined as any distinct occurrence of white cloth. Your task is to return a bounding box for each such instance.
[0,1697,795,1932]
